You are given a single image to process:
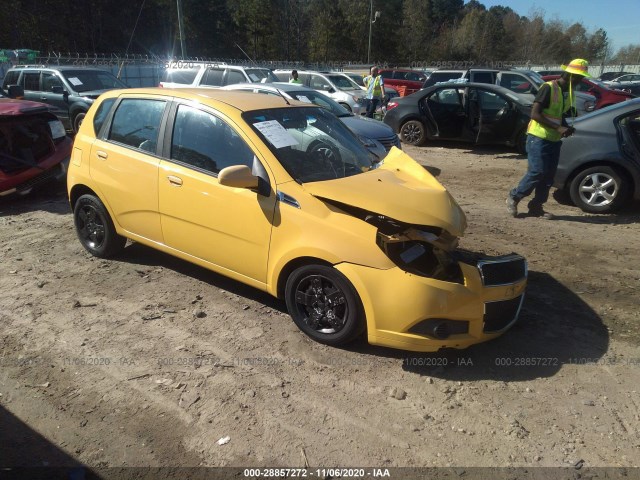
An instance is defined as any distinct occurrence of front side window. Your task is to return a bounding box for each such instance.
[42,73,63,91]
[243,106,377,183]
[309,75,332,91]
[171,104,255,174]
[108,98,166,152]
[478,89,509,113]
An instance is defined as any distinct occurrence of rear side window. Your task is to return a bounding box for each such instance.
[108,99,166,153]
[2,71,20,88]
[471,72,494,84]
[93,98,116,136]
[201,68,224,86]
[23,72,40,91]
[171,104,255,174]
[161,69,199,85]
[380,71,393,79]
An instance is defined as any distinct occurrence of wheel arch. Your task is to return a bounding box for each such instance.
[69,184,100,211]
[276,256,334,300]
[565,160,636,196]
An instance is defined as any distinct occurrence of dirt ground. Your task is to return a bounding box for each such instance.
[1,142,639,476]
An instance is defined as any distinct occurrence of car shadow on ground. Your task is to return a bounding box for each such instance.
[0,406,99,478]
[346,270,609,382]
[114,242,287,313]
[0,181,70,217]
[114,243,608,382]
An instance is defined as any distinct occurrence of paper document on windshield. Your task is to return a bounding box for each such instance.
[296,96,313,104]
[253,120,299,148]
[68,77,83,86]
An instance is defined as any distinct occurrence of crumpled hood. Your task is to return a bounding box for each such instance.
[302,148,467,237]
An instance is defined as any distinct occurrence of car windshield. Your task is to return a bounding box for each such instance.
[287,90,351,117]
[326,75,361,91]
[243,106,377,183]
[246,69,279,83]
[346,74,364,87]
[62,70,127,92]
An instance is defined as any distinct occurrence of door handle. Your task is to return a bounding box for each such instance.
[40,97,47,101]
[96,150,108,160]
[167,175,183,187]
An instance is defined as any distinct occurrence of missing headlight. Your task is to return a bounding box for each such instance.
[377,236,463,283]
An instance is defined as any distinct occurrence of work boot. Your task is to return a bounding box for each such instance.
[527,203,554,219]
[506,196,519,217]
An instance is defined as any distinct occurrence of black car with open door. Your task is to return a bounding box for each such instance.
[383,82,531,153]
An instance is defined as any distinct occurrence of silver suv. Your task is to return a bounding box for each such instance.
[159,62,278,88]
[273,70,367,115]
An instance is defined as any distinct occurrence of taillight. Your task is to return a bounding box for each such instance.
[386,101,399,111]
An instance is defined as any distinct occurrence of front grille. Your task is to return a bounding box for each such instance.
[378,134,401,151]
[483,294,524,333]
[477,254,527,286]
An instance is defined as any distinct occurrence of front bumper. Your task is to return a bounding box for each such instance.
[336,253,527,352]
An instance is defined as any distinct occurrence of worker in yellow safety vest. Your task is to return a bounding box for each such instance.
[507,58,590,219]
[363,66,384,118]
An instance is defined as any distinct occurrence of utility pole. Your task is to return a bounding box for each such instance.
[176,0,186,59]
[367,1,380,65]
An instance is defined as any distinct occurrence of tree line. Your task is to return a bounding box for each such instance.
[2,0,639,66]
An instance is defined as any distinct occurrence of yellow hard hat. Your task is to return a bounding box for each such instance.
[561,58,591,77]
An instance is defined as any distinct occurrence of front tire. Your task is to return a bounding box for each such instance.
[285,265,365,346]
[399,120,426,146]
[73,194,126,258]
[569,165,630,213]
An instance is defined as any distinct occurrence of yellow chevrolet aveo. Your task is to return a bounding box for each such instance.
[68,88,527,352]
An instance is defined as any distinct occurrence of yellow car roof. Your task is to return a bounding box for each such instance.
[102,87,304,112]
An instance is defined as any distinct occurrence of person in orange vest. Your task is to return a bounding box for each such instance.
[506,58,590,219]
[363,66,384,118]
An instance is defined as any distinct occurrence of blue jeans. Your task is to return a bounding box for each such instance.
[510,135,561,208]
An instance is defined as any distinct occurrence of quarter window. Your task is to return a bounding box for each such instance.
[170,104,255,174]
[93,98,116,136]
[108,98,166,153]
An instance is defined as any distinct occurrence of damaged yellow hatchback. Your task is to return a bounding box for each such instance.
[68,88,527,352]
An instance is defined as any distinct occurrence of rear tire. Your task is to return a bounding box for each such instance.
[399,119,426,146]
[569,165,630,213]
[73,194,126,258]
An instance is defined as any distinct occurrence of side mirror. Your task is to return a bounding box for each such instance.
[7,85,24,99]
[218,165,259,189]
[326,87,335,93]
[51,85,64,94]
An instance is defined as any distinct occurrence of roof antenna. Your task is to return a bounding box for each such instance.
[235,43,257,66]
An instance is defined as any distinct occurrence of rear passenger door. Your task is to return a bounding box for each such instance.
[90,95,169,242]
[423,86,466,139]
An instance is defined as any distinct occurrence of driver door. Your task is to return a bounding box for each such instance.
[158,102,277,285]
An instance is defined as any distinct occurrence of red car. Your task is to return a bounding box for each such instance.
[542,75,635,110]
[378,69,427,96]
[1,92,72,196]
